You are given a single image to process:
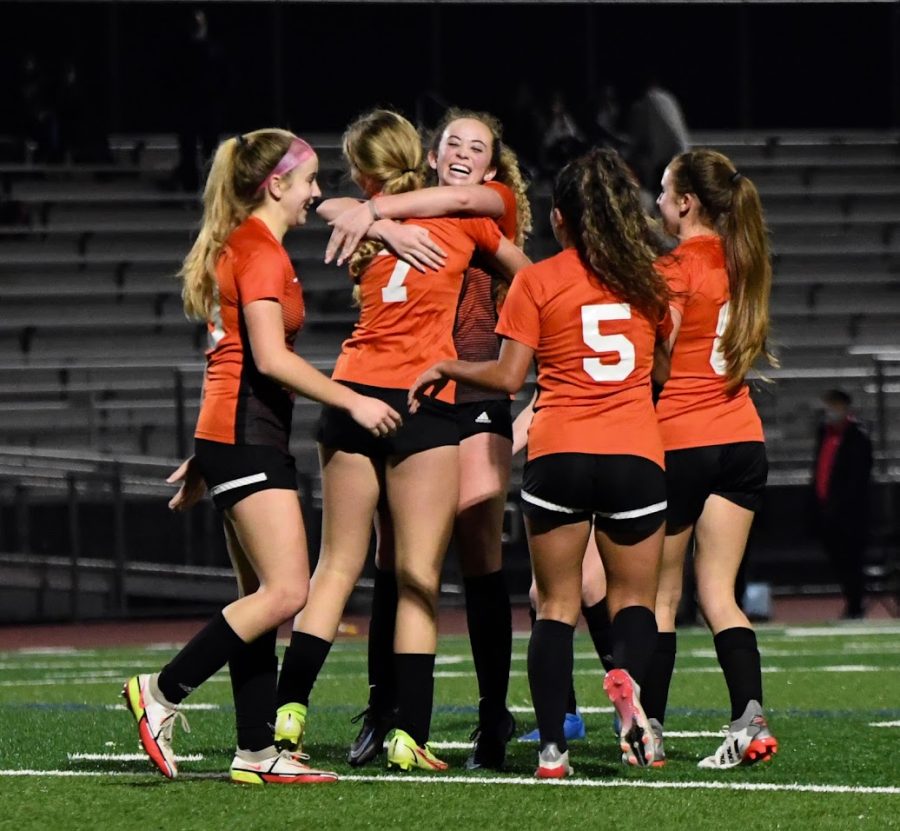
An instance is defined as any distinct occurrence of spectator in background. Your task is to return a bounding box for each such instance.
[173,8,223,190]
[812,389,873,620]
[591,83,626,152]
[626,72,689,196]
[541,91,586,176]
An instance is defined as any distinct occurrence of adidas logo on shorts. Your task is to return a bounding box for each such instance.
[475,411,492,425]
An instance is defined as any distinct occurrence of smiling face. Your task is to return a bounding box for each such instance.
[276,155,321,226]
[429,118,496,187]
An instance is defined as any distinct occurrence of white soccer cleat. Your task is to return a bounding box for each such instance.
[230,749,338,785]
[122,674,190,779]
[535,742,573,779]
[697,700,778,770]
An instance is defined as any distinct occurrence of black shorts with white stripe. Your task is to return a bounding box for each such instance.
[194,438,298,510]
[664,441,767,530]
[521,452,666,539]
[456,399,513,442]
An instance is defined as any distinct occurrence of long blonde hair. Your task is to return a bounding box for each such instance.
[668,149,777,391]
[343,110,426,280]
[179,128,298,320]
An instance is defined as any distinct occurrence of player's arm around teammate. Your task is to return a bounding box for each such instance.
[272,110,529,773]
[412,149,671,777]
[123,131,400,786]
[642,149,778,770]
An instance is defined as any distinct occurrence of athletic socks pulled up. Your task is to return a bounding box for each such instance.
[640,631,677,724]
[229,628,278,752]
[610,605,657,689]
[714,626,763,721]
[157,611,245,705]
[367,566,398,714]
[464,570,512,723]
[394,653,436,747]
[276,631,333,708]
[527,619,575,753]
[582,597,613,672]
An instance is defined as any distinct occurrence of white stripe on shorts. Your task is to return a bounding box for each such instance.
[521,490,666,520]
[595,500,667,520]
[521,490,579,514]
[209,472,268,498]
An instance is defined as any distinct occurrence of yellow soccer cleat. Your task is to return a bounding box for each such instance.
[386,728,448,772]
[274,702,307,753]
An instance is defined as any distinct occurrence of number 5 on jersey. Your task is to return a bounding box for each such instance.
[581,303,635,382]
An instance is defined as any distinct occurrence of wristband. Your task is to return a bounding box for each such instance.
[368,198,382,221]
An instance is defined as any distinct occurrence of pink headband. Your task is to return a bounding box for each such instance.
[256,137,315,193]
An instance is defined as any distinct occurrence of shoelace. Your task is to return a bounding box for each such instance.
[350,708,371,725]
[160,709,191,742]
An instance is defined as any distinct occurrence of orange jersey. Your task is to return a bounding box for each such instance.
[497,247,668,466]
[195,216,304,450]
[655,235,764,450]
[333,216,502,401]
[454,181,518,403]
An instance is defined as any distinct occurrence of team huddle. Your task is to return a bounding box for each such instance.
[121,106,778,784]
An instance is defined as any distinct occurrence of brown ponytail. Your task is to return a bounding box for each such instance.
[669,149,777,390]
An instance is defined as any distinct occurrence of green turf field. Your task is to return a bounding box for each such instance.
[1,624,898,830]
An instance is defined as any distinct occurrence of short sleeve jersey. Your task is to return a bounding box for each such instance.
[655,235,764,450]
[194,216,305,451]
[453,181,518,403]
[333,216,502,402]
[496,247,667,466]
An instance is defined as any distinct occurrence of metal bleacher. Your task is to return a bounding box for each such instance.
[1,129,899,619]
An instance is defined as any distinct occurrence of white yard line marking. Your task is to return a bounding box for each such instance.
[101,702,220,712]
[869,720,900,728]
[783,625,900,638]
[0,769,897,795]
[67,753,204,762]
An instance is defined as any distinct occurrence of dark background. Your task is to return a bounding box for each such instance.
[1,2,898,139]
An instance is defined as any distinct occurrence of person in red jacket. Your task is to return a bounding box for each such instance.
[646,148,779,769]
[122,129,400,785]
[411,148,671,778]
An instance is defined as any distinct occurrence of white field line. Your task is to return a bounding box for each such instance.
[101,702,220,711]
[869,720,900,727]
[427,731,721,747]
[67,752,204,762]
[0,769,898,795]
[510,705,613,715]
[783,625,900,638]
[2,664,897,690]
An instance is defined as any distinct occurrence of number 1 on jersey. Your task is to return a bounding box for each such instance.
[581,303,636,382]
[382,260,412,303]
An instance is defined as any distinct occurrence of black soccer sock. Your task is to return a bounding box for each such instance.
[229,628,278,752]
[157,612,245,704]
[367,566,398,714]
[582,597,614,672]
[464,570,512,723]
[276,631,333,708]
[610,605,658,689]
[640,631,677,724]
[532,600,577,714]
[394,653,436,746]
[528,619,575,752]
[714,626,763,721]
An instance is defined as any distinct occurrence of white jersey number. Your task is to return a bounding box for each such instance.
[382,259,412,303]
[709,301,730,376]
[581,303,636,382]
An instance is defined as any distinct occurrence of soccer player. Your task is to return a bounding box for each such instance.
[644,148,779,769]
[122,130,401,784]
[410,148,671,777]
[272,109,531,772]
[323,108,532,771]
